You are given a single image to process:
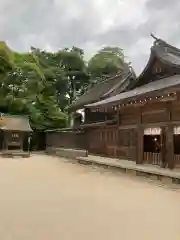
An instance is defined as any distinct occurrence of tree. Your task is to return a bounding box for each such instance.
[18,50,68,130]
[0,41,127,130]
[28,94,68,130]
[57,47,90,104]
[88,46,125,80]
[0,41,14,77]
[30,48,69,111]
[1,48,68,130]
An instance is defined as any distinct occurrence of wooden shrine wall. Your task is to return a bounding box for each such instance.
[87,128,105,155]
[46,131,87,150]
[116,128,136,161]
[46,93,180,168]
[141,102,168,124]
[104,126,118,157]
[87,126,118,157]
[120,107,139,125]
[172,101,180,121]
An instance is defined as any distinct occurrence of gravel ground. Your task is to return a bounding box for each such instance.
[0,154,179,239]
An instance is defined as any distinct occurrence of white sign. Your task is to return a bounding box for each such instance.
[174,126,180,135]
[144,127,161,135]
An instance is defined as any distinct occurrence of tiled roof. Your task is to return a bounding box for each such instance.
[69,64,136,111]
[154,39,180,67]
[129,36,180,89]
[86,74,180,107]
[0,114,32,131]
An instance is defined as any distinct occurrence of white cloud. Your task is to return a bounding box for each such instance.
[0,0,180,75]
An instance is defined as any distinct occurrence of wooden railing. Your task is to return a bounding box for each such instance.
[174,154,180,168]
[143,152,161,166]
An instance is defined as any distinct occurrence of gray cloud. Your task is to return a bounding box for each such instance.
[146,0,180,10]
[93,0,180,73]
[0,0,180,74]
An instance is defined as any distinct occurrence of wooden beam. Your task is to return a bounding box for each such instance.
[165,102,174,169]
[136,107,143,164]
[136,127,143,164]
[117,107,120,125]
[166,124,174,169]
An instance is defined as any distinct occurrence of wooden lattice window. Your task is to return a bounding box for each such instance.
[118,129,136,147]
[129,129,136,146]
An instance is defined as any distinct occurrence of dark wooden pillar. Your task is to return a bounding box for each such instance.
[166,124,174,169]
[136,126,144,164]
[161,127,166,167]
[115,108,120,158]
[117,107,120,125]
[136,107,143,164]
[20,132,24,151]
[84,108,89,124]
[165,102,174,169]
[3,132,7,150]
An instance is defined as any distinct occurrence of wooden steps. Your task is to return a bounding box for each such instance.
[0,150,30,158]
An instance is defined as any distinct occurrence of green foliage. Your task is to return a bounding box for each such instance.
[28,95,68,130]
[88,46,125,79]
[0,41,14,76]
[0,47,68,130]
[56,47,90,103]
[0,42,126,131]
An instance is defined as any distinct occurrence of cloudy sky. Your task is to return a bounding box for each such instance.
[0,0,180,74]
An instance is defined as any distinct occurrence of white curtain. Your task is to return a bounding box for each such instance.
[174,126,180,135]
[144,127,161,135]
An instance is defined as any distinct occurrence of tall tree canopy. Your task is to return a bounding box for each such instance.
[0,48,68,130]
[0,41,14,77]
[57,47,90,103]
[88,47,125,80]
[0,42,127,130]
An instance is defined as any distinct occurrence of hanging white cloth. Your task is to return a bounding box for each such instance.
[144,127,161,135]
[174,126,180,135]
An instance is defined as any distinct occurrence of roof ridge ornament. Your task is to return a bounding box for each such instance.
[151,33,180,55]
[151,33,159,41]
[150,33,164,47]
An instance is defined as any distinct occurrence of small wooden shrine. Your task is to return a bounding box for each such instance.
[0,114,32,157]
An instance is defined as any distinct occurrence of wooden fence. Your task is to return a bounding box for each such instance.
[143,152,162,166]
[46,130,87,150]
[174,154,180,168]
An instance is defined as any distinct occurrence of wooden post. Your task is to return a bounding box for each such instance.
[115,107,120,158]
[4,132,7,150]
[136,126,143,164]
[166,124,174,169]
[84,108,89,124]
[161,127,166,167]
[117,107,120,125]
[165,102,174,169]
[136,107,143,164]
[20,133,23,151]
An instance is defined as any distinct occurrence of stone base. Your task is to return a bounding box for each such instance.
[46,147,88,158]
[126,169,137,176]
[160,176,173,184]
[1,150,30,158]
[75,156,180,186]
[149,175,159,181]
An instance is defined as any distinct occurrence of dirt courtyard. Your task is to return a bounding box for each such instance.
[0,154,179,239]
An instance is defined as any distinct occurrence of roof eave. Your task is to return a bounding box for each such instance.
[68,100,99,112]
[85,88,172,109]
[86,75,180,108]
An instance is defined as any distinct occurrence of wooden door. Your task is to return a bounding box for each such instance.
[6,131,22,150]
[143,127,163,166]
